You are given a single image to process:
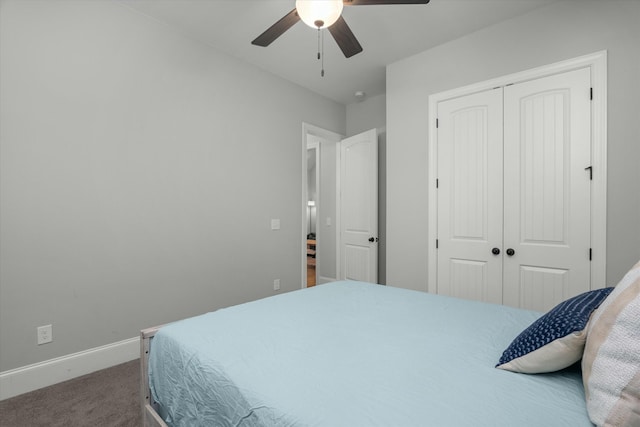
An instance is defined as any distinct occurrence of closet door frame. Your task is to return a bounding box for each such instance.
[427,50,607,295]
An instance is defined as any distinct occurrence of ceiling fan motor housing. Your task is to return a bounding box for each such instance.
[296,0,344,29]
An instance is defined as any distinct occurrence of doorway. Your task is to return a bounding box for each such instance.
[301,123,341,288]
[301,124,380,287]
[306,142,319,287]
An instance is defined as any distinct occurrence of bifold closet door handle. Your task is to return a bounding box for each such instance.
[506,248,515,256]
[491,248,500,255]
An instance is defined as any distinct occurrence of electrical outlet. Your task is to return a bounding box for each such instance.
[273,279,280,291]
[37,324,53,345]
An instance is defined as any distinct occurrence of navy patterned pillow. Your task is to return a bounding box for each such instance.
[496,287,614,374]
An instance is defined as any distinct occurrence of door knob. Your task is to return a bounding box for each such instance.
[492,248,500,255]
[506,248,515,256]
[368,237,378,242]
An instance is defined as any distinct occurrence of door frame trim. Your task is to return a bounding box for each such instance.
[427,50,607,295]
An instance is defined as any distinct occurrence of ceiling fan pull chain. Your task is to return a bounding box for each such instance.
[315,28,325,77]
[321,29,325,77]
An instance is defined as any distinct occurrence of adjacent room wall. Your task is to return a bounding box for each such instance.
[0,0,345,372]
[386,0,640,292]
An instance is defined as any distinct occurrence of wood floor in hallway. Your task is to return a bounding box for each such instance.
[307,264,316,287]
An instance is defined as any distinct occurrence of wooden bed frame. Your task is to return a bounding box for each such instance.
[140,326,169,427]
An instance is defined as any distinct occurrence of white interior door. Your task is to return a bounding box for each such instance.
[503,67,592,311]
[436,88,504,304]
[339,129,378,283]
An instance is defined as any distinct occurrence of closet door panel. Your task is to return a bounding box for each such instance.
[503,68,592,312]
[436,88,503,304]
[519,266,569,312]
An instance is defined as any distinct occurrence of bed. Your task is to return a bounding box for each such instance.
[140,280,594,427]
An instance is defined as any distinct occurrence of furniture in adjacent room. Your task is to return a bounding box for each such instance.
[306,239,316,267]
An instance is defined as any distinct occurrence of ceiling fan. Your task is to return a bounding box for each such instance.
[252,0,431,59]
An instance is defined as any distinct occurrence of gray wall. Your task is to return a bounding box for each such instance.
[386,0,640,292]
[346,94,387,283]
[0,0,345,371]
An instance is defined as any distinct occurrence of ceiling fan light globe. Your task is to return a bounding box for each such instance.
[295,0,344,29]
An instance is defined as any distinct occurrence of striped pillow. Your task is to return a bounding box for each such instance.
[582,260,640,427]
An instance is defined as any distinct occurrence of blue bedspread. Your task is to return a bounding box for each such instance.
[149,281,593,426]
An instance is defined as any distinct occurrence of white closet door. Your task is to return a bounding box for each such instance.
[503,68,592,312]
[436,88,503,304]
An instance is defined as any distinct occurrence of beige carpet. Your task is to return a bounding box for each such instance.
[0,359,140,427]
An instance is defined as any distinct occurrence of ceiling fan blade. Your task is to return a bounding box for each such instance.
[251,9,300,47]
[344,0,429,5]
[328,16,363,58]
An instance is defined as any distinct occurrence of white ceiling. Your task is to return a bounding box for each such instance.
[118,0,560,105]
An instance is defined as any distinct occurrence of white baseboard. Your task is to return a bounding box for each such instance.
[0,336,139,401]
[318,276,336,285]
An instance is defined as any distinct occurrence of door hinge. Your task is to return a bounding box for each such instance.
[436,118,439,128]
[585,166,593,180]
[436,178,439,188]
[436,239,439,249]
[590,87,593,100]
[589,248,592,261]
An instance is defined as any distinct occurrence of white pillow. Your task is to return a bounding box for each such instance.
[582,260,640,427]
